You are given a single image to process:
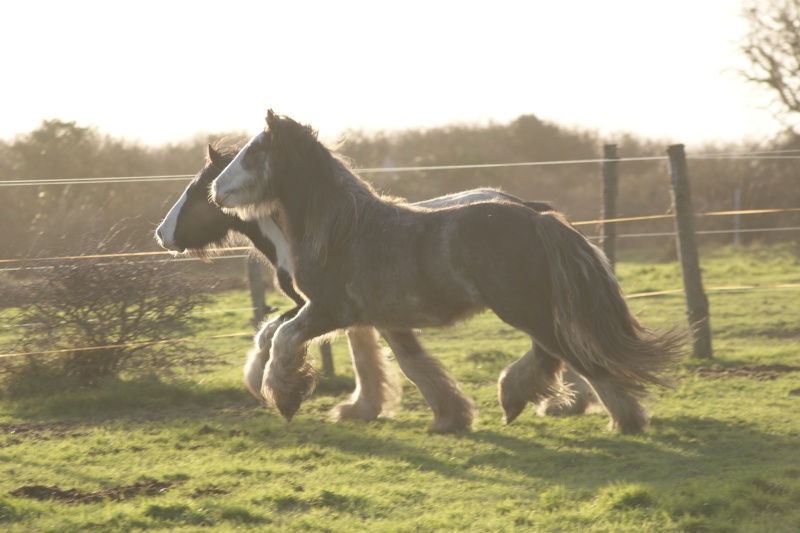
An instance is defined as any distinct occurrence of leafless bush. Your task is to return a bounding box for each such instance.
[1,237,213,394]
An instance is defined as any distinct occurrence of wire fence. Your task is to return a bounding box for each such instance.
[1,147,798,361]
[2,148,800,187]
[2,281,799,360]
[1,207,798,269]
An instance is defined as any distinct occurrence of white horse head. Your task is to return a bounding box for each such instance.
[212,110,281,220]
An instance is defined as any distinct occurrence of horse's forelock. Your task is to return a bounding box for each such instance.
[208,138,247,164]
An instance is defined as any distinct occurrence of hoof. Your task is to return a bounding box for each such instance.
[329,400,381,422]
[262,363,317,422]
[537,393,586,417]
[498,376,527,425]
[501,402,525,425]
[274,393,303,422]
[607,411,649,434]
[428,417,472,434]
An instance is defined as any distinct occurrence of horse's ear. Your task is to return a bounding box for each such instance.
[207,144,224,168]
[266,109,277,129]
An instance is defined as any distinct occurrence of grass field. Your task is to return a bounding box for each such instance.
[1,245,799,532]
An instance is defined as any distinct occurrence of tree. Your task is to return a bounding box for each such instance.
[739,0,800,132]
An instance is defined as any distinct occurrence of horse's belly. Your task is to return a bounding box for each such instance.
[347,281,483,329]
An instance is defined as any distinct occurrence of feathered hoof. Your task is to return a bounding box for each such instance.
[263,380,310,422]
[428,415,473,434]
[261,363,317,422]
[501,402,525,425]
[498,375,527,425]
[607,410,649,434]
[537,399,581,417]
[536,391,595,417]
[329,400,382,422]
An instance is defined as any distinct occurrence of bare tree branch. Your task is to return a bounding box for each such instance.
[738,1,800,132]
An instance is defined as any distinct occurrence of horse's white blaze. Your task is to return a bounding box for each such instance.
[155,191,187,251]
[258,217,293,274]
[211,132,263,210]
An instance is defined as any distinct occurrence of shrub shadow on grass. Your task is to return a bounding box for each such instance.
[2,376,257,423]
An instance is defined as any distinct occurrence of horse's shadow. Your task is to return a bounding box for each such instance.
[308,413,797,492]
[4,378,795,495]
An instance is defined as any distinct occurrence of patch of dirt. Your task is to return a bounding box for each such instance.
[9,479,172,504]
[0,403,261,446]
[762,328,800,339]
[191,486,230,498]
[0,421,86,447]
[693,364,800,381]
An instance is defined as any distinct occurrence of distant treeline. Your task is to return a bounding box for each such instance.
[1,115,797,262]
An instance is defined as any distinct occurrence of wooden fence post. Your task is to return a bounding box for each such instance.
[600,144,619,271]
[245,258,267,328]
[667,144,713,359]
[319,342,335,376]
[733,187,741,246]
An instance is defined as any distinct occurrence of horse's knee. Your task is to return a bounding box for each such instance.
[255,315,285,353]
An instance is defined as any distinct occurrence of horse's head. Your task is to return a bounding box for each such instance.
[155,144,241,256]
[210,111,277,219]
[212,109,323,219]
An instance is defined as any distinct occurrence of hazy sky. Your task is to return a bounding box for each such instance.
[1,0,781,147]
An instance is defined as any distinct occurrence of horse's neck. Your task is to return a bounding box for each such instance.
[237,216,293,273]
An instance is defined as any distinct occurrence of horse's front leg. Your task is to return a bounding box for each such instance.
[329,327,402,422]
[380,329,476,433]
[262,304,336,421]
[243,306,303,401]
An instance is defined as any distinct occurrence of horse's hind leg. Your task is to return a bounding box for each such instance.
[577,369,649,432]
[380,329,476,434]
[496,314,645,432]
[330,327,402,422]
[537,367,601,417]
[498,343,564,424]
[525,319,648,431]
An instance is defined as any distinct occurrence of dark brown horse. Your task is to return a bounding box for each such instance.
[210,110,686,433]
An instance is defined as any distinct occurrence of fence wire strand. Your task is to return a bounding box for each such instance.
[2,148,799,187]
[2,282,799,360]
[1,207,798,268]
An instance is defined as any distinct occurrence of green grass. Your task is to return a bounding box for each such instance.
[1,245,799,532]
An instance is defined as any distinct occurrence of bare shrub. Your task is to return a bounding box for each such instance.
[1,235,213,395]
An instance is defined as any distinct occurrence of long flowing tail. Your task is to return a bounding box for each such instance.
[533,211,687,394]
